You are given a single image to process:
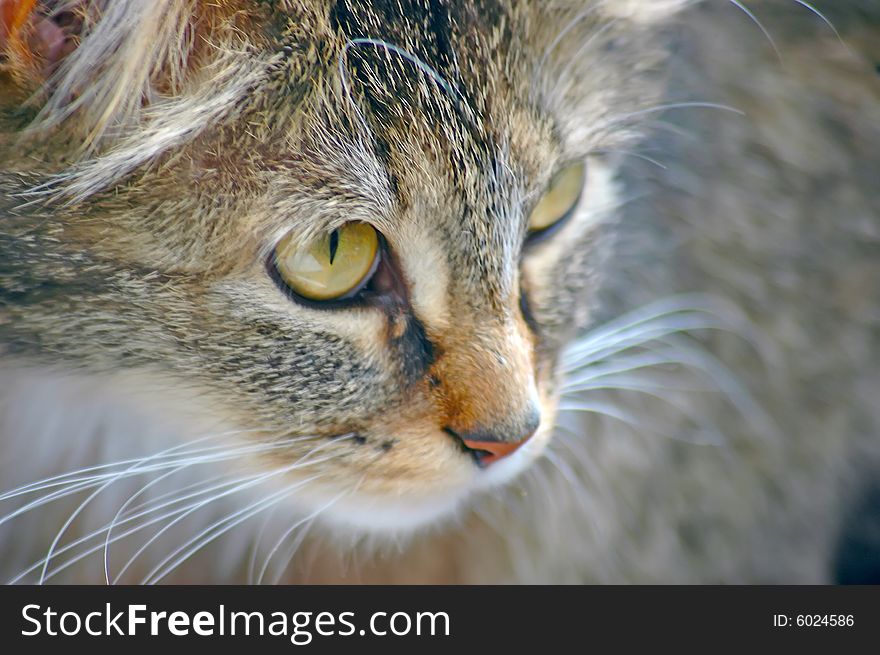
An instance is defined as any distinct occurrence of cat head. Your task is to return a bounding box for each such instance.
[1,1,682,533]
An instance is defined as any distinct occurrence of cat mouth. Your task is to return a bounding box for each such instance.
[276,423,552,536]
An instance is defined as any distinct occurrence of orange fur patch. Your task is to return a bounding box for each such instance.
[1,0,59,91]
[1,0,37,37]
[1,0,38,57]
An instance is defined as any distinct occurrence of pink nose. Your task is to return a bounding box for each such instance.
[461,436,531,467]
[445,407,540,468]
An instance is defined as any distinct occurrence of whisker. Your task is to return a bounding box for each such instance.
[0,437,303,528]
[346,38,464,104]
[568,378,728,445]
[541,447,582,491]
[565,339,775,439]
[647,335,778,439]
[579,331,775,433]
[557,398,649,432]
[534,5,602,87]
[560,293,757,368]
[37,431,261,584]
[258,485,353,586]
[563,349,716,387]
[565,371,715,395]
[555,291,778,450]
[141,476,319,585]
[102,434,322,527]
[548,426,604,484]
[104,464,193,585]
[11,471,263,585]
[112,436,350,584]
[553,19,620,95]
[0,427,276,501]
[338,37,475,138]
[593,101,746,135]
[642,118,700,143]
[247,504,284,585]
[727,0,781,60]
[562,313,725,369]
[0,479,105,528]
[24,444,341,585]
[591,148,668,170]
[101,464,280,584]
[141,435,354,584]
[270,516,318,585]
[791,0,845,46]
[112,468,316,585]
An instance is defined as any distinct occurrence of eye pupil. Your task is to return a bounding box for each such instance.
[328,229,339,265]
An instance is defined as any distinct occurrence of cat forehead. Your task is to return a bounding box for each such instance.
[257,3,572,299]
[268,103,546,306]
[289,0,560,177]
[267,0,657,200]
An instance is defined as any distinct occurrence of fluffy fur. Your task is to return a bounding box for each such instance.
[0,0,878,583]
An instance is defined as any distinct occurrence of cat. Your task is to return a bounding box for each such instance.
[0,0,878,584]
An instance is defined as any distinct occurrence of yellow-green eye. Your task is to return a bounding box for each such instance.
[527,161,586,233]
[274,222,380,301]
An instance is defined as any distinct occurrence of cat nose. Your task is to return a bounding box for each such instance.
[452,408,541,468]
[461,436,530,467]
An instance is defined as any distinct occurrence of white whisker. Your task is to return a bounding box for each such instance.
[594,101,746,135]
[141,477,318,585]
[141,435,354,584]
[37,430,263,584]
[557,398,647,433]
[104,464,192,585]
[112,469,311,585]
[534,5,602,87]
[258,485,354,586]
[0,436,303,528]
[791,0,844,46]
[270,516,318,585]
[563,350,713,388]
[591,148,668,170]
[552,19,620,96]
[727,0,781,60]
[562,313,725,368]
[0,427,275,501]
[557,293,777,450]
[247,504,284,585]
[11,471,263,585]
[541,447,581,491]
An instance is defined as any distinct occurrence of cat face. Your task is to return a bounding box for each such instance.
[1,1,681,533]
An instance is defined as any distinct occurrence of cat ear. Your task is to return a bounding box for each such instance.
[598,0,694,23]
[2,0,204,151]
[3,1,259,203]
[1,0,76,91]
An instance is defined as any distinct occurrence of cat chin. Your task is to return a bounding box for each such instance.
[295,437,548,537]
[307,492,471,535]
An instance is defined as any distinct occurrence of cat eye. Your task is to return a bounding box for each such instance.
[272,222,380,302]
[527,161,586,236]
